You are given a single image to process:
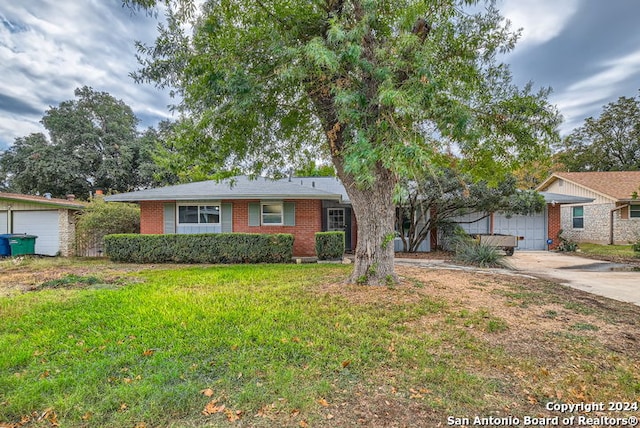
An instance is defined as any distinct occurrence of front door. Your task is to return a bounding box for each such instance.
[327,208,352,251]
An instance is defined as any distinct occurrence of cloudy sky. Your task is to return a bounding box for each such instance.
[1,1,640,151]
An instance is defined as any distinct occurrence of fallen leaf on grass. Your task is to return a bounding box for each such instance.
[299,421,309,428]
[142,349,155,357]
[317,398,329,407]
[202,400,225,416]
[341,360,351,368]
[224,409,242,422]
[200,388,215,397]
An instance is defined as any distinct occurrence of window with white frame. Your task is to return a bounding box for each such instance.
[631,204,640,219]
[261,202,283,225]
[178,205,220,224]
[572,206,584,228]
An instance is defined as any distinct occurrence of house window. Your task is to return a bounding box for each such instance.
[631,204,640,219]
[572,206,584,229]
[178,205,220,224]
[261,202,283,225]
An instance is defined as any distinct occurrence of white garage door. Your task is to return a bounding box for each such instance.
[454,212,491,235]
[493,211,546,250]
[0,211,7,234]
[12,210,60,256]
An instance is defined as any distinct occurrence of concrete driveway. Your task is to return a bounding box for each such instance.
[509,251,640,306]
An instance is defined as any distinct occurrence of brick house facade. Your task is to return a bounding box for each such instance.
[106,177,355,257]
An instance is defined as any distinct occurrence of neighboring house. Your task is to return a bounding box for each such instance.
[537,171,640,245]
[104,176,356,257]
[0,192,84,256]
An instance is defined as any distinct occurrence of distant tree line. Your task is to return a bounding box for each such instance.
[0,86,181,199]
[554,91,640,172]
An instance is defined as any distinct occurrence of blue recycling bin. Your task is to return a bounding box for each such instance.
[0,234,11,257]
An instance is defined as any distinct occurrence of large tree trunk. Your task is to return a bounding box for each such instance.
[334,160,398,285]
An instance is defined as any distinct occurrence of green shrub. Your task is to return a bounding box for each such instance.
[632,240,640,253]
[454,240,509,269]
[315,231,345,260]
[557,229,578,252]
[104,233,294,264]
[75,198,140,256]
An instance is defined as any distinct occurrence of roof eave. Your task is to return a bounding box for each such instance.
[106,195,343,203]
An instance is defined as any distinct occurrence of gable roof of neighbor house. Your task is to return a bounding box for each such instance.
[0,192,85,209]
[537,171,640,202]
[104,176,345,203]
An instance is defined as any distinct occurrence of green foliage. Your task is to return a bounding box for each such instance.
[395,168,545,251]
[75,198,140,256]
[555,92,640,171]
[315,231,345,260]
[123,0,560,284]
[104,233,293,263]
[0,87,170,198]
[632,241,640,253]
[557,229,578,252]
[453,240,509,269]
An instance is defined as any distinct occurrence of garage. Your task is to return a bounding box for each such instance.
[493,211,547,250]
[12,210,60,256]
[453,211,547,251]
[0,211,7,234]
[0,192,84,256]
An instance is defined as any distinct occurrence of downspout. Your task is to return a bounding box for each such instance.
[609,204,629,245]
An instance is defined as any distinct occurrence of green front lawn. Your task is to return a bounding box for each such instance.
[1,260,639,427]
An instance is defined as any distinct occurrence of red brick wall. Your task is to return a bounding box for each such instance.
[547,204,561,250]
[139,199,324,257]
[231,199,322,257]
[140,201,165,234]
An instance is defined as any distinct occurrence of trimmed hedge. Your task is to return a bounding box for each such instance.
[104,233,294,264]
[315,231,345,260]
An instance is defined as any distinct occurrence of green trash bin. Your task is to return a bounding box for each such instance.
[8,234,37,256]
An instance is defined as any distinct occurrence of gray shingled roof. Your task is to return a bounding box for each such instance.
[104,176,344,202]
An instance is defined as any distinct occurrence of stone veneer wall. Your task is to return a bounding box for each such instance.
[57,209,78,256]
[561,203,640,244]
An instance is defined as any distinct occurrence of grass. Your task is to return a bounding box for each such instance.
[1,259,639,427]
[578,242,637,259]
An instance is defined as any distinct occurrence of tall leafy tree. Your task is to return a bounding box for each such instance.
[0,87,164,198]
[555,93,640,171]
[126,0,560,284]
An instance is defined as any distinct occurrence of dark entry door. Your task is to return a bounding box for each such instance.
[327,207,352,251]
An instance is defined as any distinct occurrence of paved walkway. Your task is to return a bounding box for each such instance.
[395,251,640,306]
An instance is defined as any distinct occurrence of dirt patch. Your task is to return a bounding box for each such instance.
[0,258,156,296]
[314,265,640,426]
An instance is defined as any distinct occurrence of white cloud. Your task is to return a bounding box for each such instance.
[0,2,173,148]
[499,0,579,49]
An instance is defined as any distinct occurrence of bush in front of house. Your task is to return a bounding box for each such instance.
[315,231,345,260]
[75,197,140,256]
[453,239,510,269]
[104,233,294,263]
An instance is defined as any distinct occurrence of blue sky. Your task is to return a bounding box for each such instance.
[1,0,640,151]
